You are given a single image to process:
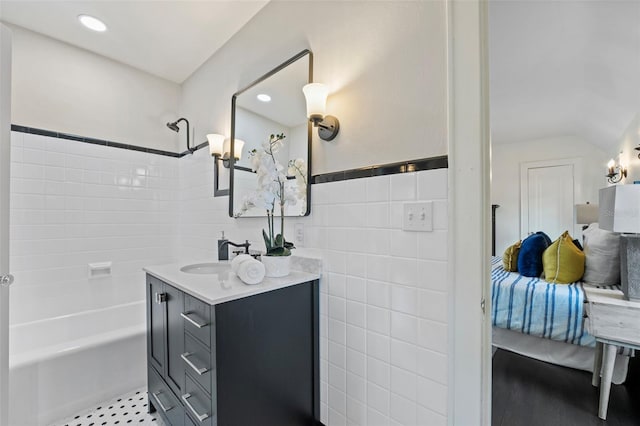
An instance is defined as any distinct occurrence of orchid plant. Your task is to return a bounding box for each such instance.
[237,133,308,256]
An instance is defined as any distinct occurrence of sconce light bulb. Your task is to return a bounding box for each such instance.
[207,133,225,157]
[608,159,615,168]
[302,83,329,120]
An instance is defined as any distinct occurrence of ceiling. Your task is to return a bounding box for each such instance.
[489,0,640,152]
[0,0,269,83]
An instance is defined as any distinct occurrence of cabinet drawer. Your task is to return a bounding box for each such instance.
[148,367,184,426]
[182,374,215,426]
[183,334,213,395]
[183,294,212,347]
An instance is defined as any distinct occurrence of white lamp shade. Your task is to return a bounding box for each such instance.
[206,133,225,156]
[598,185,640,233]
[575,203,599,225]
[223,138,245,160]
[302,83,329,119]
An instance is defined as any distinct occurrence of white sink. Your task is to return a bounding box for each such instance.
[180,262,230,274]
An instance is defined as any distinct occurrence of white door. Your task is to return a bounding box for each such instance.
[521,159,581,240]
[0,24,12,426]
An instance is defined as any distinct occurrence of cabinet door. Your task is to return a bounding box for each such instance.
[147,276,166,375]
[165,283,185,397]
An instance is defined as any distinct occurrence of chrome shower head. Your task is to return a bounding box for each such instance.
[166,121,180,132]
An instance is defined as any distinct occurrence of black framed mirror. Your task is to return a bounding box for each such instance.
[229,49,313,218]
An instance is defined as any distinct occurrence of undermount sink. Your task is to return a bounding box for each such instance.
[180,262,230,274]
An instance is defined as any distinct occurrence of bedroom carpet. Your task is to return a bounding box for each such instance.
[492,348,640,426]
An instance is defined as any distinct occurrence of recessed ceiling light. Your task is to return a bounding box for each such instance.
[257,94,271,102]
[78,14,107,32]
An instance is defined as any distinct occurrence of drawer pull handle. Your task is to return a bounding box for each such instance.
[151,391,173,412]
[181,352,209,375]
[182,393,210,422]
[181,312,209,328]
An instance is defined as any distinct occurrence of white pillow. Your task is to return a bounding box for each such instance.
[582,223,620,286]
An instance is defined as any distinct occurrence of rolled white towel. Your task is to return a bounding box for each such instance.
[236,258,265,285]
[231,254,253,274]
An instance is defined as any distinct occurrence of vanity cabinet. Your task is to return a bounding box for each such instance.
[146,273,320,426]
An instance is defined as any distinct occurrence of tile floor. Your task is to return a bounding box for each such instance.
[52,389,165,426]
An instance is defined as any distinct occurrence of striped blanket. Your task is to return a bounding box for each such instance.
[491,257,619,347]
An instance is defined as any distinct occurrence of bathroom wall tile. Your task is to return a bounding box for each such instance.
[390,285,418,315]
[347,301,366,328]
[390,393,417,426]
[390,339,418,373]
[367,255,389,282]
[432,199,448,230]
[419,289,448,322]
[329,407,347,426]
[347,253,367,278]
[346,324,366,353]
[390,173,416,201]
[416,347,448,385]
[417,260,447,291]
[367,408,390,426]
[367,357,391,389]
[417,319,447,354]
[329,341,347,369]
[347,373,367,404]
[390,311,418,344]
[391,366,417,402]
[417,168,448,201]
[417,230,448,261]
[347,348,366,378]
[329,365,347,393]
[347,395,367,425]
[367,305,390,335]
[346,276,366,303]
[328,318,347,346]
[329,296,347,322]
[416,376,447,415]
[367,203,390,228]
[366,331,390,363]
[389,257,418,287]
[328,273,347,298]
[368,382,390,416]
[416,405,447,426]
[390,230,418,259]
[367,280,390,309]
[366,175,390,202]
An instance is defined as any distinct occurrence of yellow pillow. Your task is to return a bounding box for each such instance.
[543,231,585,284]
[503,240,522,272]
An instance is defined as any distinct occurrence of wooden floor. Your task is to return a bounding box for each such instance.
[492,349,640,426]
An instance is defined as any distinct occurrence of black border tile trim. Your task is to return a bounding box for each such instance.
[11,124,187,158]
[311,155,448,184]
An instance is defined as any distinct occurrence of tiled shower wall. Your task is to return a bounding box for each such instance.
[8,131,179,324]
[177,149,449,426]
[9,133,449,426]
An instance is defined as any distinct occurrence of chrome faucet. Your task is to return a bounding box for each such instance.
[218,239,251,261]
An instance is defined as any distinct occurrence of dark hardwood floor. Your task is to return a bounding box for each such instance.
[492,349,640,426]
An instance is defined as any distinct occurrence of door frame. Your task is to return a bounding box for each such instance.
[0,23,12,426]
[447,0,491,425]
[520,157,582,238]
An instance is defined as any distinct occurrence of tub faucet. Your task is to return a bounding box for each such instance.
[218,239,251,261]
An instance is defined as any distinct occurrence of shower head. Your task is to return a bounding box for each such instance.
[165,117,193,153]
[166,121,180,132]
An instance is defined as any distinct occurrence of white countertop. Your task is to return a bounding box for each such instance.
[143,260,321,305]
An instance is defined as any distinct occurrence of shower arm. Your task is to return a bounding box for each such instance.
[176,118,192,153]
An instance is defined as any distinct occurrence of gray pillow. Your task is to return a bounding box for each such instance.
[582,223,620,285]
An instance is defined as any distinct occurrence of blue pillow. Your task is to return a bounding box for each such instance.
[517,232,552,277]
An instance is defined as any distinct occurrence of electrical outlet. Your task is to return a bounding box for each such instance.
[294,223,305,246]
[402,202,433,232]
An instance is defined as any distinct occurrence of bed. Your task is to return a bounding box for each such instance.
[491,256,631,383]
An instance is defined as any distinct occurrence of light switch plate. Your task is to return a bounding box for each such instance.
[403,202,433,232]
[294,223,305,246]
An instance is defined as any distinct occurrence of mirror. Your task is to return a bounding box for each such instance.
[229,50,312,218]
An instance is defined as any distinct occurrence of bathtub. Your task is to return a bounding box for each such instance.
[8,300,147,426]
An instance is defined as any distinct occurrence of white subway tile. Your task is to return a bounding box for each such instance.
[389,258,418,287]
[328,273,347,298]
[390,230,418,259]
[416,405,446,426]
[346,373,367,404]
[432,200,448,230]
[367,357,390,388]
[347,396,367,425]
[391,366,417,402]
[417,168,448,200]
[391,312,418,344]
[347,301,366,328]
[366,203,390,228]
[390,173,416,201]
[329,408,347,426]
[389,202,404,229]
[367,280,390,309]
[329,365,347,393]
[416,348,447,385]
[391,285,419,315]
[419,289,448,322]
[416,260,447,291]
[346,348,366,378]
[368,383,390,416]
[390,339,417,372]
[417,319,447,354]
[416,231,448,261]
[329,341,347,369]
[346,324,366,352]
[367,305,390,335]
[367,408,390,426]
[367,256,389,282]
[329,296,346,322]
[346,276,366,302]
[328,318,347,345]
[366,331,390,363]
[390,393,417,426]
[366,229,390,255]
[366,175,390,202]
[416,376,447,416]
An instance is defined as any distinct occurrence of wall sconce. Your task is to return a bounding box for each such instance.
[302,83,340,141]
[207,134,245,197]
[606,158,627,184]
[635,145,640,159]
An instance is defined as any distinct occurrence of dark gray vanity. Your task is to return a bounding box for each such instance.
[144,268,320,426]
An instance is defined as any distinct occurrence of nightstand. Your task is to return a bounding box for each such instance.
[584,287,640,420]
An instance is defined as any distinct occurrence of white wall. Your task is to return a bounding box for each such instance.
[8,131,179,325]
[617,112,640,183]
[179,0,447,175]
[491,135,608,254]
[8,25,181,152]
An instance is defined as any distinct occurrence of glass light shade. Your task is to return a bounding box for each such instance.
[206,133,225,157]
[78,15,107,32]
[302,83,329,120]
[223,138,245,160]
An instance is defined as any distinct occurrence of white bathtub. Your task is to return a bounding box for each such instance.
[8,300,147,426]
